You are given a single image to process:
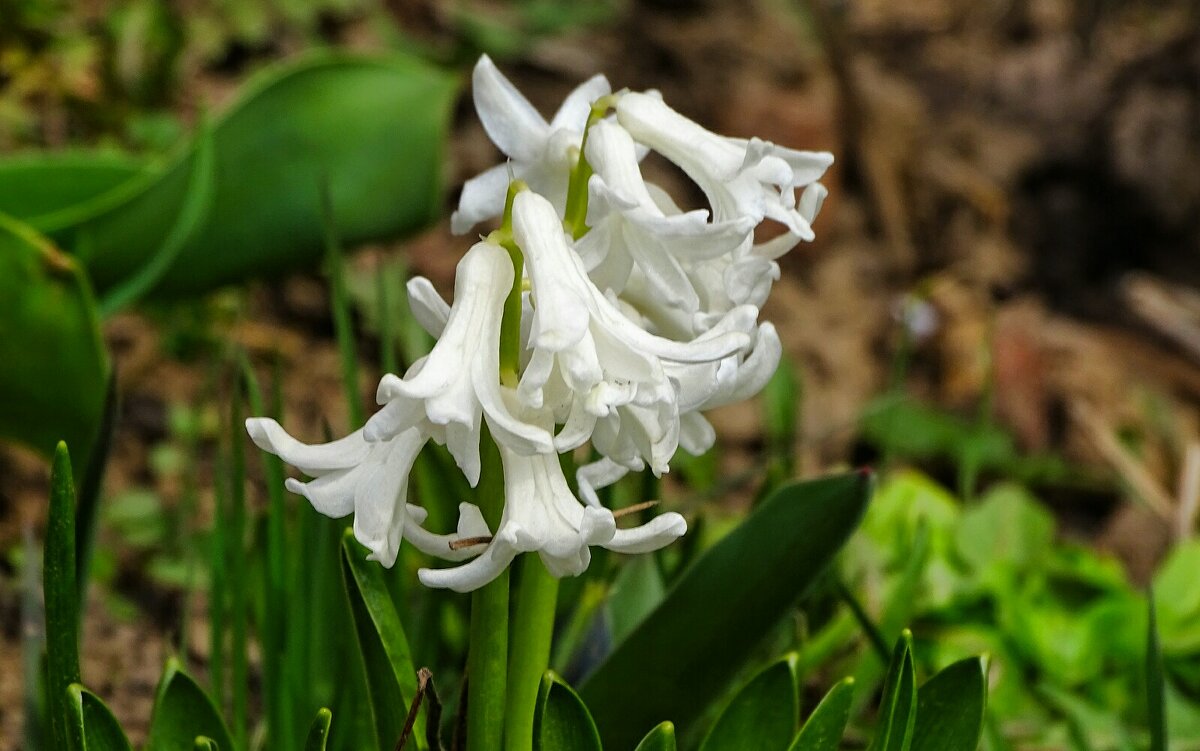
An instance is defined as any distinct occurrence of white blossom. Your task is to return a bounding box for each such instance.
[451,55,611,234]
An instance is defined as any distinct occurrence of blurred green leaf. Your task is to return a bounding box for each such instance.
[193,738,218,751]
[340,529,426,750]
[607,554,665,648]
[0,216,108,466]
[1,52,457,299]
[533,672,603,751]
[1154,541,1200,654]
[46,443,81,751]
[956,484,1054,576]
[912,657,988,751]
[634,722,677,751]
[700,655,799,751]
[0,153,147,223]
[869,631,916,751]
[67,684,133,751]
[788,678,855,751]
[581,472,873,749]
[145,658,234,751]
[306,709,333,751]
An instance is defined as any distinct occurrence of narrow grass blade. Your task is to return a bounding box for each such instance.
[306,709,333,751]
[46,443,81,751]
[868,631,917,751]
[788,678,855,751]
[1147,595,1167,751]
[321,178,363,426]
[227,386,249,749]
[75,370,118,606]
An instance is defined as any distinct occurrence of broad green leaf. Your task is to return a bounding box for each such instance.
[533,672,603,751]
[911,657,988,751]
[1147,597,1167,751]
[0,152,147,223]
[607,554,665,647]
[869,631,916,751]
[67,684,133,751]
[634,722,677,751]
[1153,541,1200,653]
[700,655,799,751]
[46,444,81,751]
[341,530,425,750]
[581,472,873,749]
[788,678,855,751]
[306,709,333,751]
[10,53,457,299]
[955,484,1054,575]
[0,217,109,466]
[145,658,234,751]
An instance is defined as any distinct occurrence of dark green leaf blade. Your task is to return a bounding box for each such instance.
[634,722,677,751]
[67,684,134,751]
[0,217,109,466]
[788,678,855,751]
[0,152,148,223]
[340,529,425,750]
[581,472,874,749]
[868,631,917,751]
[145,658,234,751]
[700,655,799,751]
[46,443,81,751]
[911,657,988,751]
[533,672,603,751]
[1147,595,1166,751]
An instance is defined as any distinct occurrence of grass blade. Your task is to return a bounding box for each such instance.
[1147,594,1167,751]
[45,443,81,751]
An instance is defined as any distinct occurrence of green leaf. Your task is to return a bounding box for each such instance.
[0,152,147,223]
[911,657,988,751]
[700,655,799,751]
[46,443,81,751]
[66,684,133,751]
[607,554,665,648]
[145,658,234,751]
[6,52,457,299]
[340,529,425,750]
[788,678,855,751]
[868,631,917,751]
[1147,596,1167,751]
[193,739,219,751]
[634,722,677,751]
[0,217,109,466]
[306,709,333,751]
[581,472,873,749]
[533,672,603,751]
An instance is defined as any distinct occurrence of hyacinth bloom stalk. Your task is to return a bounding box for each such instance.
[247,53,831,750]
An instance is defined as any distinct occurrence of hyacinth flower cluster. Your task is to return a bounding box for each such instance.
[246,55,832,593]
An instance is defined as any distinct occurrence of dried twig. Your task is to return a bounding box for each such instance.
[1070,400,1174,524]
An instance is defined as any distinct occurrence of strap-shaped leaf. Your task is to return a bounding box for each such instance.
[911,657,988,751]
[634,723,677,751]
[0,218,108,465]
[581,472,874,749]
[868,631,917,751]
[700,655,799,751]
[145,658,234,751]
[66,684,132,751]
[788,678,855,751]
[341,529,426,750]
[1146,596,1166,751]
[1,53,457,299]
[0,152,147,223]
[533,672,603,751]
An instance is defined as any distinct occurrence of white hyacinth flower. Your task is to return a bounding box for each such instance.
[367,240,554,485]
[615,91,833,241]
[451,55,611,234]
[418,438,687,592]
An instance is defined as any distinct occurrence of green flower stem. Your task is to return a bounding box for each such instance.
[503,554,559,751]
[563,96,617,240]
[495,180,527,388]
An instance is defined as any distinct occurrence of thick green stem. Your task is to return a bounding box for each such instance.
[467,429,510,750]
[503,555,560,751]
[563,96,616,239]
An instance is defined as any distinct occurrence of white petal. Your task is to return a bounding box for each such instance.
[678,412,716,455]
[550,74,611,131]
[451,163,511,234]
[406,277,450,337]
[576,457,630,507]
[513,192,591,350]
[404,502,492,561]
[472,55,550,162]
[605,512,687,554]
[245,418,369,475]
